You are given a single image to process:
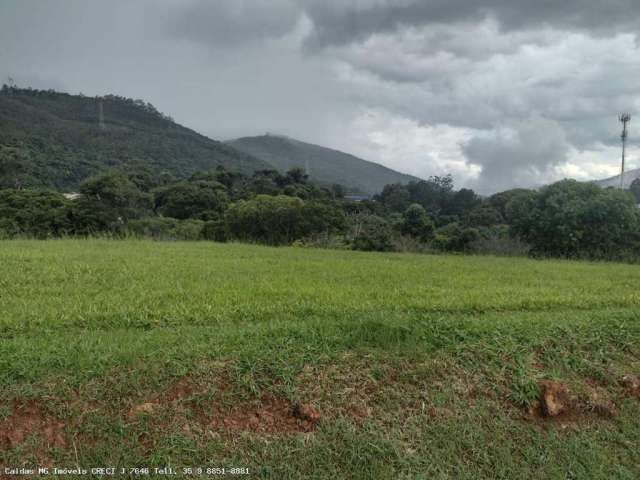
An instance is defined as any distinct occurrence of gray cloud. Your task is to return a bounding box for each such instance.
[170,0,301,46]
[303,0,640,49]
[464,117,570,193]
[1,0,639,193]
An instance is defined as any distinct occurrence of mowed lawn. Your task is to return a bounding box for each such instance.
[1,240,640,478]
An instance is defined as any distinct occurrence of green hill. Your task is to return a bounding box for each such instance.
[0,86,269,190]
[228,134,420,195]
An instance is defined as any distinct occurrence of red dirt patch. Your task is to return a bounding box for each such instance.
[0,402,66,450]
[585,386,617,419]
[539,380,570,417]
[204,393,318,437]
[621,375,640,398]
[293,404,321,424]
[523,380,618,428]
[162,377,196,402]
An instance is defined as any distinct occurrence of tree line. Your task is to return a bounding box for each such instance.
[1,163,640,261]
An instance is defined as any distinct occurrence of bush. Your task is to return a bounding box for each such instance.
[511,180,640,258]
[392,235,432,253]
[226,195,345,246]
[465,205,504,227]
[153,180,228,220]
[125,218,204,240]
[0,189,73,238]
[351,215,394,252]
[401,203,434,240]
[468,229,531,257]
[293,232,348,250]
[432,223,480,252]
[201,220,228,242]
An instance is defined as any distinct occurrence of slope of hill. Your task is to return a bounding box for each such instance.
[594,168,640,189]
[228,134,420,195]
[0,86,269,190]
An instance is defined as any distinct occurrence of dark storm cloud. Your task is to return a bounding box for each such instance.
[463,117,571,193]
[170,0,302,46]
[303,0,640,49]
[2,0,639,193]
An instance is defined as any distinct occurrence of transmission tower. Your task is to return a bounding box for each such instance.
[619,113,631,188]
[98,100,106,130]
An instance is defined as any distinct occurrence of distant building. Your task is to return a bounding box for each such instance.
[344,195,371,202]
[63,193,82,200]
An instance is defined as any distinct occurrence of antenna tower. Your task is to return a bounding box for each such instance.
[619,113,631,188]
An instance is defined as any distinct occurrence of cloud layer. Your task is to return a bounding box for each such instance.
[1,0,639,193]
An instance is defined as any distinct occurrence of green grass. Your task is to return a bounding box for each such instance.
[1,239,640,478]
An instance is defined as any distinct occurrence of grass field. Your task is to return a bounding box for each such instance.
[2,240,640,478]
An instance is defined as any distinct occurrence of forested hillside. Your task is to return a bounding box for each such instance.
[0,86,269,190]
[595,167,640,190]
[228,134,419,195]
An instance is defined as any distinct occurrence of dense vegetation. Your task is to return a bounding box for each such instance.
[2,159,639,261]
[2,241,640,477]
[2,85,640,262]
[228,134,418,195]
[0,85,269,190]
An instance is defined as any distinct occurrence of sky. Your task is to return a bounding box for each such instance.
[1,0,640,193]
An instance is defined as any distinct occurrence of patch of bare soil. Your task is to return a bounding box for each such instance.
[204,393,320,436]
[585,386,617,419]
[129,376,320,440]
[128,376,202,419]
[539,380,571,417]
[523,380,618,428]
[0,402,66,450]
[622,375,640,398]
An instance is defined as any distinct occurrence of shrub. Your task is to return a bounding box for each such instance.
[469,228,531,257]
[392,235,432,253]
[226,195,345,246]
[201,220,228,242]
[153,180,228,220]
[0,189,73,238]
[294,232,348,250]
[511,180,640,258]
[401,204,434,240]
[351,215,394,252]
[432,222,480,252]
[125,218,204,240]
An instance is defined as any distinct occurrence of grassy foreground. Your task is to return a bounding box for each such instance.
[1,240,640,478]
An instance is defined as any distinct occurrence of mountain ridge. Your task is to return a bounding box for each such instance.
[227,134,420,195]
[0,86,270,190]
[594,167,640,189]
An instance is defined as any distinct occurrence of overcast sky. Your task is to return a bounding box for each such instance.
[2,0,640,193]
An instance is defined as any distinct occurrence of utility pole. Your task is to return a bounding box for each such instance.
[619,113,631,189]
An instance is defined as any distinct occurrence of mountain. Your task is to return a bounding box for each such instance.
[0,86,269,190]
[227,134,420,195]
[594,168,640,189]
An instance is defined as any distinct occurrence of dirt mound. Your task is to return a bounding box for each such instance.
[524,380,619,427]
[0,402,66,449]
[539,380,571,417]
